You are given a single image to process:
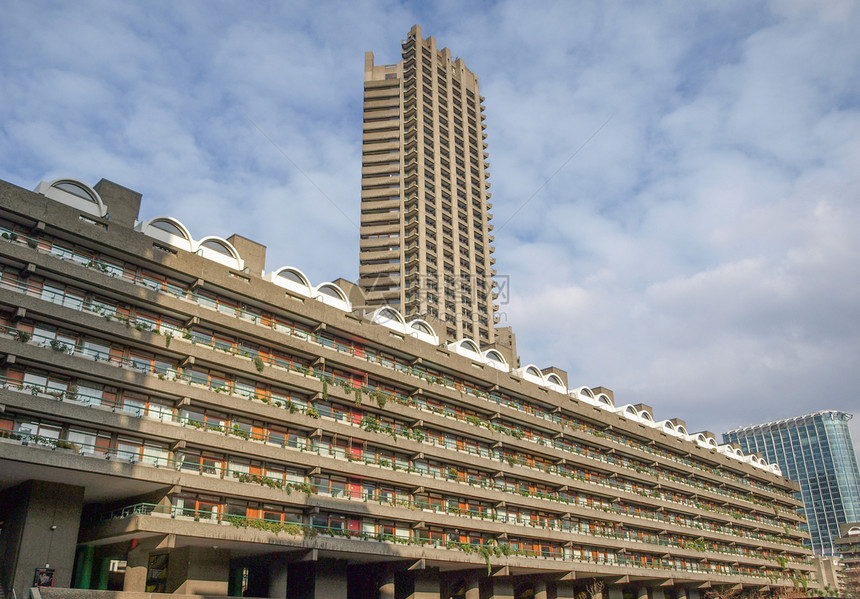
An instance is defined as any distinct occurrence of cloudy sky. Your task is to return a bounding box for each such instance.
[2,1,859,457]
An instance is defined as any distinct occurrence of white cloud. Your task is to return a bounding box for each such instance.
[1,0,859,460]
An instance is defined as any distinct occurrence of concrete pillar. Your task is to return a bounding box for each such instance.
[269,557,289,599]
[652,589,665,599]
[555,580,576,599]
[378,572,395,599]
[314,559,348,599]
[96,557,111,590]
[410,571,440,599]
[677,589,688,599]
[169,547,230,594]
[0,480,85,599]
[124,537,163,591]
[74,545,95,589]
[688,591,700,599]
[534,580,548,599]
[608,586,623,599]
[464,577,479,599]
[485,579,514,599]
[636,587,649,599]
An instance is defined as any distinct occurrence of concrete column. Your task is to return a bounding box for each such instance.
[378,572,395,599]
[486,579,514,599]
[652,589,665,599]
[636,587,649,599]
[677,589,688,599]
[687,591,700,599]
[169,547,230,594]
[124,537,163,591]
[555,580,576,599]
[314,559,348,599]
[464,577,480,599]
[410,571,440,599]
[96,557,111,590]
[269,557,288,599]
[0,480,85,599]
[74,545,95,589]
[534,580,548,599]
[608,586,624,599]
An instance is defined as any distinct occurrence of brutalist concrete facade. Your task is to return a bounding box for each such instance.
[1,176,814,599]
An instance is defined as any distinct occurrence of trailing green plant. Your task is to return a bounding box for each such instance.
[322,379,328,400]
[372,390,387,409]
[12,330,31,343]
[49,339,72,353]
[354,386,363,406]
[363,417,382,434]
[229,425,250,440]
[253,356,265,372]
[164,333,172,348]
[227,515,306,536]
[306,407,320,419]
[480,545,493,574]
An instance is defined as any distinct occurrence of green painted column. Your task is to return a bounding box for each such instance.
[229,566,245,597]
[74,545,95,589]
[96,557,111,590]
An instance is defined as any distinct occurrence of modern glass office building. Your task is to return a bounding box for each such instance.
[724,411,860,556]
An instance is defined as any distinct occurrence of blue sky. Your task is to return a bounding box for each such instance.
[2,0,860,456]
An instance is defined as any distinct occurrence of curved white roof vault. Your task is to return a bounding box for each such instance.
[570,387,597,405]
[545,373,566,394]
[595,394,614,408]
[447,338,483,361]
[513,364,546,387]
[266,266,313,296]
[314,282,351,311]
[195,236,243,270]
[407,319,439,345]
[657,420,678,435]
[35,178,109,219]
[482,349,509,372]
[136,216,194,251]
[370,306,408,333]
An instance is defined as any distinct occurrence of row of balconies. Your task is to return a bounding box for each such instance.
[0,219,804,506]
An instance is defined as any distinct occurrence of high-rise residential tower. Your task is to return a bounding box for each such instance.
[360,25,497,344]
[724,410,860,556]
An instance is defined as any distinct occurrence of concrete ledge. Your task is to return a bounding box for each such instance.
[34,590,269,599]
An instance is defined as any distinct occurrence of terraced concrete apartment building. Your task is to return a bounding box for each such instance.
[0,176,814,598]
[360,25,497,344]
